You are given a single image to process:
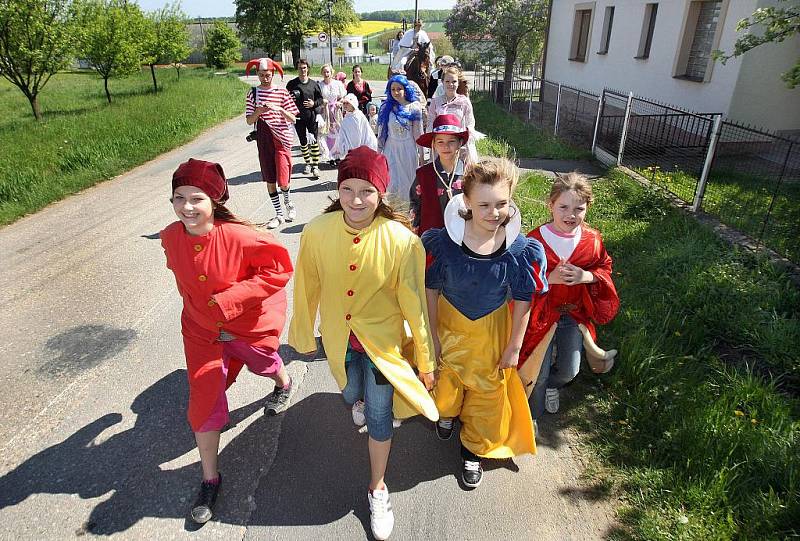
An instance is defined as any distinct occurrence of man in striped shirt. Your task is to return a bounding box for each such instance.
[246,59,300,229]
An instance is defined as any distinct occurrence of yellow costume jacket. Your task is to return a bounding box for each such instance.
[289,211,439,421]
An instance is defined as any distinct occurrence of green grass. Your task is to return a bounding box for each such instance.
[472,91,590,160]
[638,166,800,263]
[516,169,800,539]
[0,67,247,224]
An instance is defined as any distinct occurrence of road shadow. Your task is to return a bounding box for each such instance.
[291,181,337,194]
[227,171,262,186]
[39,324,137,378]
[0,369,272,535]
[280,223,306,234]
[246,391,519,537]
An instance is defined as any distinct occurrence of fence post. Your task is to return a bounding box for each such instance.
[507,71,513,112]
[528,76,535,121]
[758,139,794,243]
[591,89,605,155]
[553,83,563,136]
[617,92,634,166]
[691,114,723,212]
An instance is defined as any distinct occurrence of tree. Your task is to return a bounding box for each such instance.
[446,0,548,100]
[73,0,149,104]
[0,0,75,121]
[142,3,191,91]
[714,1,799,89]
[234,0,358,66]
[204,21,240,69]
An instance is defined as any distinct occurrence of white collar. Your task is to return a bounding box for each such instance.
[443,193,521,246]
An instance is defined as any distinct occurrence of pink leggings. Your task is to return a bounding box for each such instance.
[197,340,284,432]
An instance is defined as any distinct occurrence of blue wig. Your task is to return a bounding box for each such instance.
[377,75,421,146]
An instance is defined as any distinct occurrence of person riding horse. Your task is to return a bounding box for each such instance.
[391,19,435,74]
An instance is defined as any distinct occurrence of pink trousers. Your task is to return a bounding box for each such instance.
[197,340,284,432]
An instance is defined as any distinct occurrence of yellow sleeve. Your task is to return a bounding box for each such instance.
[288,226,321,354]
[397,235,436,374]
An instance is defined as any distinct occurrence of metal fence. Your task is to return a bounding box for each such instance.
[473,64,800,264]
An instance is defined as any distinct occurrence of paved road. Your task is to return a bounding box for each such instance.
[0,78,616,539]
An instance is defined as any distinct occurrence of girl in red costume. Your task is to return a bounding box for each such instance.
[518,173,619,425]
[160,158,294,524]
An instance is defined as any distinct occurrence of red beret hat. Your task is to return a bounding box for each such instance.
[337,146,390,194]
[171,158,229,203]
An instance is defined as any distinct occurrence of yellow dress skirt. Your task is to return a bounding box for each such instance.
[433,296,536,458]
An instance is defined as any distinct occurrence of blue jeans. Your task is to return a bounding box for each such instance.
[531,315,583,419]
[341,347,395,442]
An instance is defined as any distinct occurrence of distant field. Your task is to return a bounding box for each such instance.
[347,20,401,36]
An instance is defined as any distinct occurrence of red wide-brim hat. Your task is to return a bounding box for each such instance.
[416,113,469,148]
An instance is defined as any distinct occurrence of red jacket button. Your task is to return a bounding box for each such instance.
[345,314,351,320]
[347,290,354,296]
[349,264,357,271]
[353,237,360,244]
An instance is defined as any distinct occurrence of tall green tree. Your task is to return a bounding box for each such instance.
[142,3,191,91]
[714,0,799,89]
[234,0,358,66]
[73,0,149,104]
[0,0,75,121]
[204,21,240,69]
[446,0,547,99]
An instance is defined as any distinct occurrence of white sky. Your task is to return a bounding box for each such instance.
[134,0,456,18]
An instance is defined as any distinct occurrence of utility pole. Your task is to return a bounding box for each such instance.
[414,0,418,24]
[327,0,334,64]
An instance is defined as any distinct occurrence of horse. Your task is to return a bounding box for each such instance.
[386,41,432,96]
[403,41,431,99]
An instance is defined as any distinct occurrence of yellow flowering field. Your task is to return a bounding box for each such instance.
[345,20,401,36]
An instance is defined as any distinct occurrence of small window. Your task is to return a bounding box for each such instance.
[569,9,593,62]
[598,6,615,54]
[685,1,722,80]
[636,3,658,59]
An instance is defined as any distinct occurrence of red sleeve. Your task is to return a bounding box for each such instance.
[583,232,619,325]
[213,232,294,321]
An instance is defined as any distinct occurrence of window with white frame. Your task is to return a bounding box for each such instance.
[674,0,724,81]
[598,6,615,55]
[569,7,594,62]
[636,3,658,59]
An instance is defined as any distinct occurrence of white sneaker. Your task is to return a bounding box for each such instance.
[303,164,312,175]
[545,388,560,414]
[266,216,285,230]
[352,400,366,426]
[311,166,320,179]
[368,486,394,540]
[285,202,296,222]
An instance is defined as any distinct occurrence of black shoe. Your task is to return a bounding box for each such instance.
[462,458,482,488]
[190,474,221,524]
[264,381,292,415]
[436,417,454,440]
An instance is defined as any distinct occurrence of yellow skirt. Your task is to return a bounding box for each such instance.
[433,297,536,458]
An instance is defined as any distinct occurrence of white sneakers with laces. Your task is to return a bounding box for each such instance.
[545,387,560,414]
[352,400,366,426]
[266,216,285,229]
[285,202,297,222]
[368,486,394,540]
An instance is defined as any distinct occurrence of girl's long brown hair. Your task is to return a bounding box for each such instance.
[324,198,412,230]
[213,202,257,229]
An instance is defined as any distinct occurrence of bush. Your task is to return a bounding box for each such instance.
[205,21,240,69]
